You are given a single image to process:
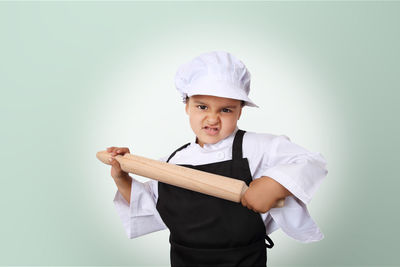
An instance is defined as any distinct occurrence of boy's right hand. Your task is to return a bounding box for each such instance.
[107,146,131,181]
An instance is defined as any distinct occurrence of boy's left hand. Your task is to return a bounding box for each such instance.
[241,176,292,213]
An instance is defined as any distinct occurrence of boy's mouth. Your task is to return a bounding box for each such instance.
[203,126,219,136]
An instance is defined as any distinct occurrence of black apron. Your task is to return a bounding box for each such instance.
[156,130,274,267]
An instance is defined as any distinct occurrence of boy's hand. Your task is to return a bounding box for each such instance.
[107,146,131,181]
[241,176,292,213]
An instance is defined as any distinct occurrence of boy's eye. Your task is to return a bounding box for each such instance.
[222,108,232,113]
[197,105,207,110]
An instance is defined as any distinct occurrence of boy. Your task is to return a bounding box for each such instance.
[108,51,327,266]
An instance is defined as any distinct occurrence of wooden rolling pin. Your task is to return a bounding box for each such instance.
[96,151,284,208]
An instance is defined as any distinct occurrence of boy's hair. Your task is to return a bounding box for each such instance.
[185,96,245,107]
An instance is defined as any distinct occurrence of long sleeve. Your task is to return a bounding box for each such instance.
[113,159,167,239]
[254,134,328,242]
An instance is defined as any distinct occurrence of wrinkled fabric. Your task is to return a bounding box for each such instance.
[175,51,258,107]
[113,127,327,242]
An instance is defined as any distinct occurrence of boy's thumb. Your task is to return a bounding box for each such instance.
[109,157,120,168]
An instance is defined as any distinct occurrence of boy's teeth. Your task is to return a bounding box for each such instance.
[204,126,218,131]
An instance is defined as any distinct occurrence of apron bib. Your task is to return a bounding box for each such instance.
[156,130,273,267]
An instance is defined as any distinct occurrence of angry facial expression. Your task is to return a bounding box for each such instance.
[185,95,243,147]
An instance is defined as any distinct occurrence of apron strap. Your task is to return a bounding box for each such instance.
[265,235,274,249]
[232,129,246,160]
[167,142,191,163]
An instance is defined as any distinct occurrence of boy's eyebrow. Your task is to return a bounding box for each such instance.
[193,100,238,109]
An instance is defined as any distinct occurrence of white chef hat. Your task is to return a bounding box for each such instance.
[175,51,258,107]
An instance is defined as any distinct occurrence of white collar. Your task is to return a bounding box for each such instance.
[190,126,239,152]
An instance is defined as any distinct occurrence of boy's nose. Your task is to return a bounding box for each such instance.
[206,115,219,124]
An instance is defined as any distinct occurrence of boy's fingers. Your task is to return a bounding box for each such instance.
[241,195,248,208]
[109,158,121,169]
[108,148,118,155]
[110,147,119,156]
[241,193,256,211]
[117,147,130,154]
[107,147,130,156]
[114,148,130,156]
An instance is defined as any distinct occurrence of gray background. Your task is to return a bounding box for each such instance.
[1,1,399,266]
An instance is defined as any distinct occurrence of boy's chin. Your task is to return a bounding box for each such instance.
[196,129,235,146]
[200,135,224,145]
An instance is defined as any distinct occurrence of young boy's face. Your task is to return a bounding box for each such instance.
[185,95,243,147]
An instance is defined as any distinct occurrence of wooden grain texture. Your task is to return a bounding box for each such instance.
[96,150,284,207]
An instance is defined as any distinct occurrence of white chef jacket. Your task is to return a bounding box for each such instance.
[113,127,328,243]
